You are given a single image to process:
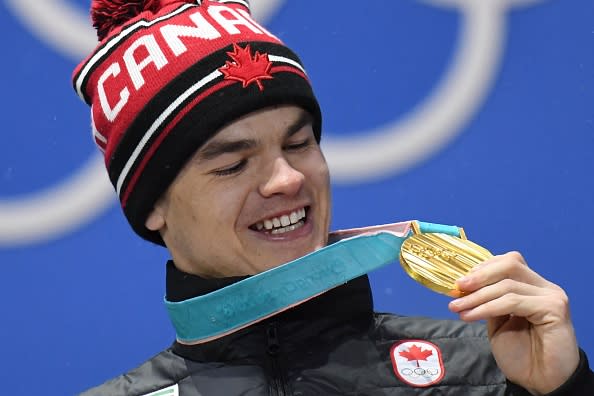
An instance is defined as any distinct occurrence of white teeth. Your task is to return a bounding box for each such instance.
[271,223,301,235]
[254,207,308,233]
[280,215,290,227]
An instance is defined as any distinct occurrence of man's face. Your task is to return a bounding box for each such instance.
[146,105,331,277]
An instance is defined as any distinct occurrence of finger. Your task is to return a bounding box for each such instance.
[456,251,552,293]
[455,292,570,326]
[448,278,550,313]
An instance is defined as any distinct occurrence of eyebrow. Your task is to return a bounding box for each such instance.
[285,110,313,139]
[196,110,313,161]
[198,139,257,161]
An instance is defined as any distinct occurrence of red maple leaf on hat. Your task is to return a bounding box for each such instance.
[220,43,273,91]
[399,344,433,367]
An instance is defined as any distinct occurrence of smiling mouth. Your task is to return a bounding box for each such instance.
[251,207,308,235]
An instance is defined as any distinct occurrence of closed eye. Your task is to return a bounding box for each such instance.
[284,138,312,152]
[212,159,247,177]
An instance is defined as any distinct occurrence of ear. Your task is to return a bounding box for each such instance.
[145,205,165,231]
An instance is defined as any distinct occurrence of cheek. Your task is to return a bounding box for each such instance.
[197,184,248,229]
[168,182,213,229]
[304,152,330,191]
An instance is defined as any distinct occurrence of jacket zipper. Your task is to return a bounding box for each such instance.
[267,322,288,395]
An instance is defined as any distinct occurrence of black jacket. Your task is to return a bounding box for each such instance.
[81,268,593,396]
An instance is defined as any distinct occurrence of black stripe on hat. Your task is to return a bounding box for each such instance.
[108,42,306,193]
[126,65,321,244]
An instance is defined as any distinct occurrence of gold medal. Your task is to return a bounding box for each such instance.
[399,221,493,297]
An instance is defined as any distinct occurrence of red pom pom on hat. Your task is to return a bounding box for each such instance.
[91,0,194,40]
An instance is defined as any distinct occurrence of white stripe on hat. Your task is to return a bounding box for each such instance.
[115,53,306,197]
[75,3,196,100]
[115,68,223,196]
[268,55,306,74]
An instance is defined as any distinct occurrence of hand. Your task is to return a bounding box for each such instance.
[448,251,580,395]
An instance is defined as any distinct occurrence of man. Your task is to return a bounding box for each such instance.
[74,0,593,395]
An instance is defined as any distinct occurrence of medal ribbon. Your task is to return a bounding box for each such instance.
[165,221,461,343]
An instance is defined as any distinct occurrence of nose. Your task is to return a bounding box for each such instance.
[259,157,305,197]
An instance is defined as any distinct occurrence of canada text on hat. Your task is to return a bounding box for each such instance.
[72,0,322,244]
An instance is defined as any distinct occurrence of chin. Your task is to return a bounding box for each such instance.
[260,251,311,270]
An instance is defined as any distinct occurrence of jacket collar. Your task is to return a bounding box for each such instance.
[166,260,249,302]
[166,261,374,362]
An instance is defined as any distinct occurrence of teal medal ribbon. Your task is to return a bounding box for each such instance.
[165,221,461,343]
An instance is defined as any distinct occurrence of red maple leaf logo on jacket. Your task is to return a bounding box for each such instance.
[220,43,273,91]
[399,344,433,367]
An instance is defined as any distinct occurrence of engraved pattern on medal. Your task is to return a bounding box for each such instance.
[400,233,492,296]
[409,243,456,262]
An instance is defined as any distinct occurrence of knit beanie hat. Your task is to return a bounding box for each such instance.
[72,0,322,245]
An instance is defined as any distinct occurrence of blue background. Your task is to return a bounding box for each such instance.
[0,0,592,394]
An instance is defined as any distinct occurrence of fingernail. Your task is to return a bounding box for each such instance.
[448,298,464,312]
